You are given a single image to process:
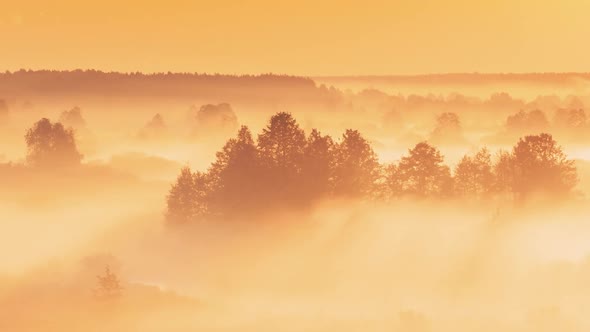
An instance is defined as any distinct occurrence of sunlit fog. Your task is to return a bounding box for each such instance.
[2,1,590,330]
[1,70,590,331]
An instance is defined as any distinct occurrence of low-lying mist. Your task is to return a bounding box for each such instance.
[3,197,590,331]
[2,71,590,331]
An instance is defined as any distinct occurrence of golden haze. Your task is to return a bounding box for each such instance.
[1,0,590,74]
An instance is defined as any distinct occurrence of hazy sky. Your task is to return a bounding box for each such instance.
[1,0,589,75]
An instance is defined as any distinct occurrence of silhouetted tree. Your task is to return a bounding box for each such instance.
[94,266,122,300]
[333,129,380,198]
[454,148,494,198]
[492,150,516,196]
[393,142,452,197]
[24,118,82,167]
[512,133,577,198]
[58,106,86,128]
[430,112,463,143]
[384,163,403,199]
[301,129,335,200]
[139,113,168,139]
[208,126,263,216]
[166,167,208,224]
[257,112,306,200]
[506,109,549,134]
[146,113,166,129]
[193,103,238,134]
[553,108,586,130]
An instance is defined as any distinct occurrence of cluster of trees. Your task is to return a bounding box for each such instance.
[500,108,589,141]
[415,108,588,145]
[166,112,578,224]
[358,89,586,118]
[24,118,82,168]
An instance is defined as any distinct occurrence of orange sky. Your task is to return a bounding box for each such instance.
[1,0,589,75]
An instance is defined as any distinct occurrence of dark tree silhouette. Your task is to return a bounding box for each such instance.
[208,126,263,216]
[166,167,204,224]
[24,118,82,167]
[257,112,307,202]
[393,142,452,197]
[301,129,335,200]
[512,133,577,198]
[454,148,494,198]
[258,112,306,173]
[333,129,380,198]
[162,113,582,226]
[94,266,123,300]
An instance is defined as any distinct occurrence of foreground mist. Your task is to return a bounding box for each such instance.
[3,200,590,331]
[1,72,590,331]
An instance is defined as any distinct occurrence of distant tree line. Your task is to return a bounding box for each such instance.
[166,112,578,224]
[0,70,340,107]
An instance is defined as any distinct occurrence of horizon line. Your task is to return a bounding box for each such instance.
[3,68,590,78]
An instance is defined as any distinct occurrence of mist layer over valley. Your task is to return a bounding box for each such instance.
[2,71,590,331]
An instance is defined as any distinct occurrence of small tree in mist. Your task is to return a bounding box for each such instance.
[553,108,587,130]
[58,106,86,128]
[454,148,494,199]
[506,109,549,134]
[166,166,209,224]
[94,266,123,300]
[24,118,82,168]
[139,113,168,139]
[193,103,239,136]
[511,133,577,198]
[332,129,380,198]
[430,112,463,144]
[392,142,452,198]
